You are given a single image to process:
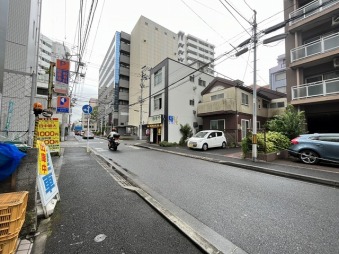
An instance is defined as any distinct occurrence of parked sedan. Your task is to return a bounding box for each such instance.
[82,130,94,139]
[187,130,227,151]
[288,133,339,164]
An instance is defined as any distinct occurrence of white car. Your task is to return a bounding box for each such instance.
[187,130,227,151]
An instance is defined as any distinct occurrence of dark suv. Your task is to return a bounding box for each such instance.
[289,133,339,164]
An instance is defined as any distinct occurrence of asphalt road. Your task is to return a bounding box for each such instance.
[82,138,339,254]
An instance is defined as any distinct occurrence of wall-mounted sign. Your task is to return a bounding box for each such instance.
[147,114,162,125]
[56,96,70,113]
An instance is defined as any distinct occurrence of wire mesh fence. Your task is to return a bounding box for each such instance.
[0,70,33,143]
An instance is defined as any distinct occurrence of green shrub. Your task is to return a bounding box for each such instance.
[159,141,178,147]
[241,131,290,154]
[179,124,193,146]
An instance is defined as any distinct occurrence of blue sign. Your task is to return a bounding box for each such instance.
[82,105,93,114]
[56,96,70,113]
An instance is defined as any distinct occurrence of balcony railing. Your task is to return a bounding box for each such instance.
[289,0,338,25]
[290,32,339,62]
[291,77,339,100]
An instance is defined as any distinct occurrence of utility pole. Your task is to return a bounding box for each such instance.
[252,10,258,162]
[139,66,149,140]
[47,61,55,110]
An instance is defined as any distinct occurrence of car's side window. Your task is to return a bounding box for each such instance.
[216,132,222,137]
[319,136,339,142]
[208,132,216,138]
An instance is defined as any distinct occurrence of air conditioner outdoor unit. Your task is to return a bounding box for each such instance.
[332,16,339,26]
[333,58,339,68]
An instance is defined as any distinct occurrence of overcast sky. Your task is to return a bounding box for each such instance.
[41,0,287,122]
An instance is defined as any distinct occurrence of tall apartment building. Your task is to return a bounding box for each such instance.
[37,34,70,97]
[269,54,286,93]
[0,0,41,142]
[98,31,131,134]
[128,16,178,136]
[177,31,215,75]
[99,16,217,136]
[284,0,339,133]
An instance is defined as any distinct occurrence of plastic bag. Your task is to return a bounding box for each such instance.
[0,143,26,181]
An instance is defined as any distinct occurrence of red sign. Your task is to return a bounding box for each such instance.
[56,60,70,70]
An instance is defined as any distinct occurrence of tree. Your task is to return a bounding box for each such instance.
[90,106,99,122]
[179,124,193,146]
[266,105,306,140]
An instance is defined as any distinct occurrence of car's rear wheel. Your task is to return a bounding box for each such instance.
[202,143,208,151]
[221,142,226,149]
[299,150,319,164]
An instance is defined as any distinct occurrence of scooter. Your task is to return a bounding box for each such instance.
[108,134,120,151]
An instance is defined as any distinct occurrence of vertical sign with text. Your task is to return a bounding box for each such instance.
[55,59,70,94]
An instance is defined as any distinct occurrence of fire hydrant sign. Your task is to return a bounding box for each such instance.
[35,118,60,154]
[37,142,60,212]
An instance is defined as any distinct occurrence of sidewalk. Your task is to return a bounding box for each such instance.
[29,145,209,254]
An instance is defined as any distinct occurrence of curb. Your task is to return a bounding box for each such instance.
[90,148,248,254]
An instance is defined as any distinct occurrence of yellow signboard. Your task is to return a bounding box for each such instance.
[37,140,48,175]
[35,118,60,153]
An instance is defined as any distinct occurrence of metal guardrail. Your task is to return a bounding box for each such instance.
[291,77,339,99]
[289,0,339,25]
[291,32,339,62]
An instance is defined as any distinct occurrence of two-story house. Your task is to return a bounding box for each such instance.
[197,77,287,145]
[284,0,339,133]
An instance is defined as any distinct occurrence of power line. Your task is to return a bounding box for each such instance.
[180,0,226,40]
[218,0,251,36]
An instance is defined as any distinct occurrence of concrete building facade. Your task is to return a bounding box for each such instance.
[128,16,178,136]
[98,31,130,134]
[148,58,215,143]
[284,0,339,133]
[0,0,41,142]
[177,31,215,75]
[269,54,287,93]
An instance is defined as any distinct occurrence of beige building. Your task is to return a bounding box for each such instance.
[284,0,339,133]
[128,16,178,135]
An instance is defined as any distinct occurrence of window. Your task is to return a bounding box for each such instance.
[211,93,224,101]
[154,94,162,110]
[262,100,269,108]
[210,119,224,131]
[154,69,162,85]
[198,78,206,87]
[189,99,194,106]
[145,22,148,26]
[189,75,194,82]
[275,72,286,81]
[241,93,249,105]
[270,102,285,108]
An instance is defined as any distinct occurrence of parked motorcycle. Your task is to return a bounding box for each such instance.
[108,134,120,151]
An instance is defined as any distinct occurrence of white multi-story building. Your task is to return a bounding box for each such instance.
[269,54,286,93]
[177,31,215,75]
[0,0,41,143]
[37,34,70,97]
[148,58,215,143]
